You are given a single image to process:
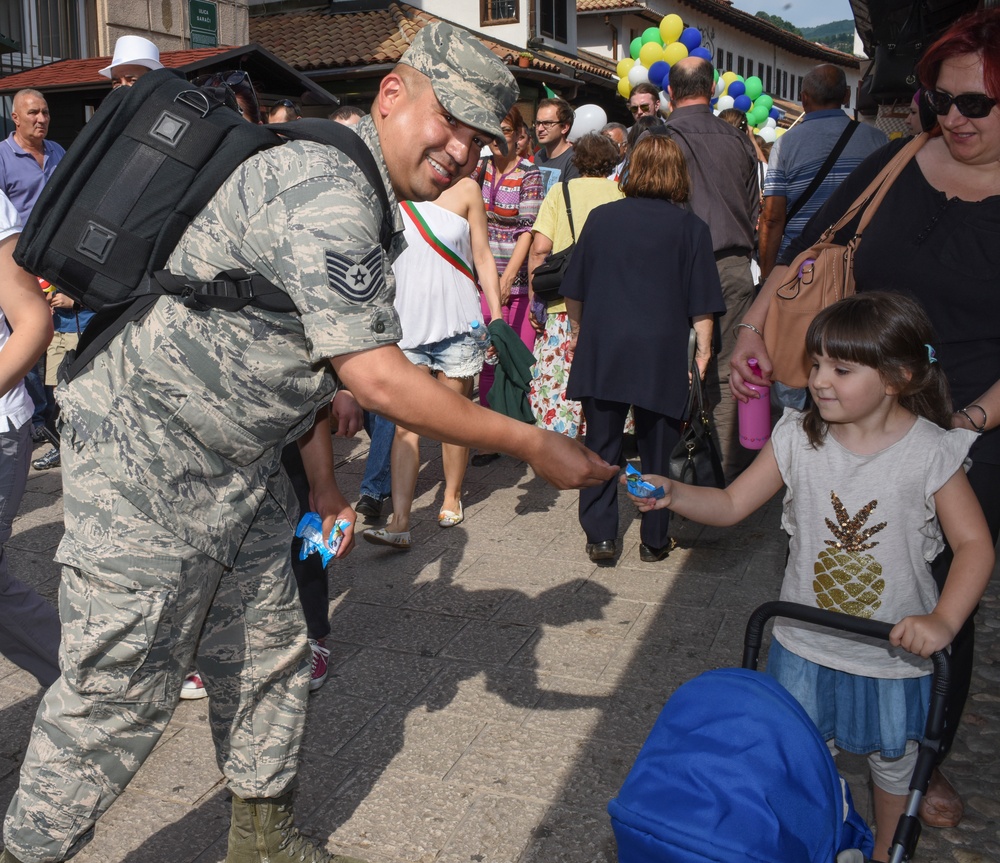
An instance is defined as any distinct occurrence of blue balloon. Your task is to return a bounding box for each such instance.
[728,80,746,98]
[690,47,712,62]
[769,107,782,120]
[679,27,702,51]
[648,60,670,88]
[733,94,753,112]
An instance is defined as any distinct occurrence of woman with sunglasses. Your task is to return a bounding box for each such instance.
[730,8,1000,832]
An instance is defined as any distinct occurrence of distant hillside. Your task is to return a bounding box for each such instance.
[800,19,855,53]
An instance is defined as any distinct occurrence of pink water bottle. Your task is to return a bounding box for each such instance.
[738,358,771,450]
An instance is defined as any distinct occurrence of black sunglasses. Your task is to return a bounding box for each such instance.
[924,88,997,119]
[273,98,297,110]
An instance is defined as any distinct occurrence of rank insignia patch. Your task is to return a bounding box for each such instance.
[326,246,385,304]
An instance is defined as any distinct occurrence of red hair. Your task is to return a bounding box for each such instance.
[917,8,1000,101]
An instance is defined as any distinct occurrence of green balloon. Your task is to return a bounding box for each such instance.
[749,107,768,126]
[714,69,719,83]
[630,36,643,60]
[756,94,774,111]
[744,76,763,101]
[641,26,663,45]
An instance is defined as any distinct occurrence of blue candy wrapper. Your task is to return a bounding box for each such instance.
[295,512,351,566]
[625,464,664,499]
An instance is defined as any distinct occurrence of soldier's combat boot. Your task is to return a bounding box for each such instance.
[226,791,366,863]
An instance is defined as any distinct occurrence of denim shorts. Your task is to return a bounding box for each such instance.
[767,638,931,759]
[401,332,483,379]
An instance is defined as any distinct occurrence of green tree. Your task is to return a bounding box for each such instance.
[756,11,803,36]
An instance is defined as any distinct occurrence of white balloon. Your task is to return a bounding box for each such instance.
[569,104,608,143]
[758,126,777,143]
[714,78,725,98]
[659,90,670,114]
[627,64,649,87]
[716,94,735,111]
[765,117,777,128]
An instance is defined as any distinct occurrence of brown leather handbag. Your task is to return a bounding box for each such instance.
[764,134,927,388]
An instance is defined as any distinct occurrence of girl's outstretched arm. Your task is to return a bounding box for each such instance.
[891,469,995,658]
[621,439,785,526]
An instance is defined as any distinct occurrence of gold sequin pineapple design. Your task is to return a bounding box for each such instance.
[813,491,887,619]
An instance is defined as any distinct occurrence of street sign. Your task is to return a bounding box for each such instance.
[189,0,218,48]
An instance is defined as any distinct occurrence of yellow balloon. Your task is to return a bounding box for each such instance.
[662,41,689,67]
[775,127,786,138]
[659,14,683,45]
[616,57,635,79]
[618,77,632,99]
[722,71,739,86]
[638,42,664,68]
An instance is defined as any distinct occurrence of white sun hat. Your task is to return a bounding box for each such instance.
[99,35,164,79]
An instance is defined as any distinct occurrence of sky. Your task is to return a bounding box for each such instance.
[727,0,856,29]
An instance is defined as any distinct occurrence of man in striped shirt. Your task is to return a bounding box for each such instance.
[758,65,887,280]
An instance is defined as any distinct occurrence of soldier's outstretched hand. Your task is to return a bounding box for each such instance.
[528,431,618,489]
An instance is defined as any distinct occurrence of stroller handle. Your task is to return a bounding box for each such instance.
[742,601,950,737]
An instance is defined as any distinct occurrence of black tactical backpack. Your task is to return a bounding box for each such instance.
[14,68,391,378]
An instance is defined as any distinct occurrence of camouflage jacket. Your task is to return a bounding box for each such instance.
[57,117,405,566]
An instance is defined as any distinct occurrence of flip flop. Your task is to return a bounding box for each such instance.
[362,527,411,550]
[438,502,464,528]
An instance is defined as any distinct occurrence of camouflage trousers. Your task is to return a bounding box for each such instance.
[3,430,311,863]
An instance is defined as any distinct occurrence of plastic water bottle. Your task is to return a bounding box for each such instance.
[738,358,771,449]
[470,319,497,366]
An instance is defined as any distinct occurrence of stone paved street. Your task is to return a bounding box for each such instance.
[0,432,997,862]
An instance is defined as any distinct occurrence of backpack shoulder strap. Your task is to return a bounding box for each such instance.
[274,118,394,252]
[784,120,858,223]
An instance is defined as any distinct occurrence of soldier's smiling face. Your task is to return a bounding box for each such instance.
[376,67,491,202]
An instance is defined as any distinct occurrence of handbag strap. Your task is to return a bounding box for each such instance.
[682,353,706,422]
[562,179,576,243]
[820,133,928,241]
[785,120,858,223]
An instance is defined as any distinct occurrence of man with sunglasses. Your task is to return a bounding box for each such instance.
[269,98,302,123]
[0,20,614,863]
[627,83,663,123]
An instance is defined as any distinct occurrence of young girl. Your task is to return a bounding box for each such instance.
[626,292,994,862]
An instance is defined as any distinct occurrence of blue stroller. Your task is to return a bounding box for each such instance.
[609,602,949,863]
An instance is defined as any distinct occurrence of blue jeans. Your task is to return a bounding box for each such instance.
[0,417,61,685]
[360,411,394,499]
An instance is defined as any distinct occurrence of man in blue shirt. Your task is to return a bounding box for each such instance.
[759,65,887,279]
[0,89,66,443]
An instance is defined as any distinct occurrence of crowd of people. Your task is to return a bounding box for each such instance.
[0,7,997,861]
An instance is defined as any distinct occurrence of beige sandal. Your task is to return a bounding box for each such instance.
[438,502,464,528]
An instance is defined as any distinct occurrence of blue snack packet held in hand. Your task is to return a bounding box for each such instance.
[295,512,351,566]
[625,464,665,499]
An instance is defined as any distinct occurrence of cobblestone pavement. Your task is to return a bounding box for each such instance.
[0,432,997,862]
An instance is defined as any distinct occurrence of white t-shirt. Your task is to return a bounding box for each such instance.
[0,191,34,433]
[770,408,977,678]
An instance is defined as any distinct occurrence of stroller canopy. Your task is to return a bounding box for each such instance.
[609,668,873,863]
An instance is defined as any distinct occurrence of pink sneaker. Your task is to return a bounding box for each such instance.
[180,671,208,700]
[309,639,330,692]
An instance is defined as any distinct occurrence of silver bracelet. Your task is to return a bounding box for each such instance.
[733,321,763,340]
[958,408,986,434]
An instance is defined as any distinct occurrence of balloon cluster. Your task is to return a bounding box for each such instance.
[714,71,782,143]
[615,13,785,143]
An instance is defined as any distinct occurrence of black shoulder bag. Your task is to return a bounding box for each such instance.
[530,180,576,303]
[669,355,725,488]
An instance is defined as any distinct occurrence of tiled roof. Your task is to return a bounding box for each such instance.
[576,0,860,67]
[0,47,237,91]
[249,2,613,80]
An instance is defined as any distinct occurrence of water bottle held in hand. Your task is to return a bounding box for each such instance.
[738,358,771,450]
[471,319,498,366]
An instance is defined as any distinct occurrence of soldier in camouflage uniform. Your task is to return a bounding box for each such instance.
[0,21,616,863]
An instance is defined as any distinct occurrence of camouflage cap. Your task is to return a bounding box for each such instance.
[399,21,519,155]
